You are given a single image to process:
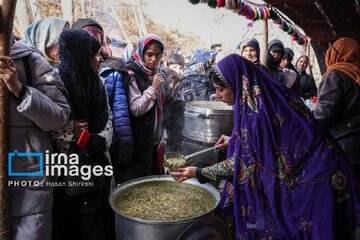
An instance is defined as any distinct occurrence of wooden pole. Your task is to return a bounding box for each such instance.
[260,19,268,66]
[0,1,17,239]
[307,38,314,77]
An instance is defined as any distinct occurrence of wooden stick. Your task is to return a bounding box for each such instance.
[0,1,17,239]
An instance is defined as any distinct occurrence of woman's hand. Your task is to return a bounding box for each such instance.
[0,56,23,97]
[215,135,230,149]
[151,73,165,89]
[73,119,88,137]
[170,167,197,182]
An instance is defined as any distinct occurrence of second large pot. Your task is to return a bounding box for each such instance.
[183,101,234,143]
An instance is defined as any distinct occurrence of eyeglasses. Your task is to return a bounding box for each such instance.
[328,42,339,55]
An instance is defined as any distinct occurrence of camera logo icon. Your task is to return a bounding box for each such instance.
[8,150,43,176]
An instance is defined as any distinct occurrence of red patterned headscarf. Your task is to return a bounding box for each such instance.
[83,26,110,57]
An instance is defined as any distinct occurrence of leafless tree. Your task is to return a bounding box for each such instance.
[62,0,74,23]
[15,0,32,38]
[28,0,42,22]
[132,3,143,36]
[106,0,131,45]
[137,0,148,35]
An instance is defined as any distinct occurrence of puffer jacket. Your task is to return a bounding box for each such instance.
[8,41,71,217]
[100,57,133,165]
[314,70,360,164]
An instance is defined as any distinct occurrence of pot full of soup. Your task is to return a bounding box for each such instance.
[109,175,220,240]
[183,101,234,143]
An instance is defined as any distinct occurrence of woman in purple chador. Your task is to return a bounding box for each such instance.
[172,54,360,239]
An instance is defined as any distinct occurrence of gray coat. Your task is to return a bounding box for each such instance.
[9,42,70,217]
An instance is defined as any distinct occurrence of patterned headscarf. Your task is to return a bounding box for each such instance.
[82,25,110,57]
[181,48,218,80]
[215,54,360,239]
[174,49,217,101]
[323,37,360,86]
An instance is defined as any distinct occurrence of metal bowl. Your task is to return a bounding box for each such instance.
[164,152,186,180]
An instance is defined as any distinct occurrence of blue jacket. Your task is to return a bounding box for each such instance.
[100,66,133,164]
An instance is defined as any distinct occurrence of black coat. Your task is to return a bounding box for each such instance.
[268,66,286,85]
[125,57,166,178]
[297,71,317,99]
[314,70,360,164]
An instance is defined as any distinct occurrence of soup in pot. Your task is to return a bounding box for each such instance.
[115,181,216,221]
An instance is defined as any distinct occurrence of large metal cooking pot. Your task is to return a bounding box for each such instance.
[109,175,220,240]
[183,101,234,143]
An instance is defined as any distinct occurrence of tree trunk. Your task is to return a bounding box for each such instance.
[260,19,268,66]
[28,0,42,22]
[81,0,89,18]
[0,1,17,239]
[15,0,32,38]
[61,0,74,23]
[106,0,131,45]
[301,45,307,55]
[131,3,142,36]
[307,39,314,77]
[137,0,148,35]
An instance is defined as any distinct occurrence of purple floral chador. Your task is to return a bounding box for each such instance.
[216,54,360,239]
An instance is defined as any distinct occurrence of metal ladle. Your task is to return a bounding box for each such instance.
[164,146,218,169]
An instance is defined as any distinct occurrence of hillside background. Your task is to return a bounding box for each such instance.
[13,0,322,82]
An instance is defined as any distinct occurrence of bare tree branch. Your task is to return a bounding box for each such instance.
[131,3,142,36]
[15,0,32,38]
[106,0,131,44]
[137,0,148,35]
[61,0,74,23]
[28,0,42,22]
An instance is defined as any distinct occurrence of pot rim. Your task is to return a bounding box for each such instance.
[185,101,233,115]
[109,175,220,225]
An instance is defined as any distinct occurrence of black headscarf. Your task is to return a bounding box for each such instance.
[58,29,108,134]
[267,39,284,69]
[242,38,260,62]
[283,48,294,62]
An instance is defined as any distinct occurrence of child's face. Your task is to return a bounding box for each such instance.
[168,64,184,76]
[169,77,179,91]
[280,57,291,69]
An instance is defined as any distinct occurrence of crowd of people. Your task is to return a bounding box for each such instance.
[1,15,360,240]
